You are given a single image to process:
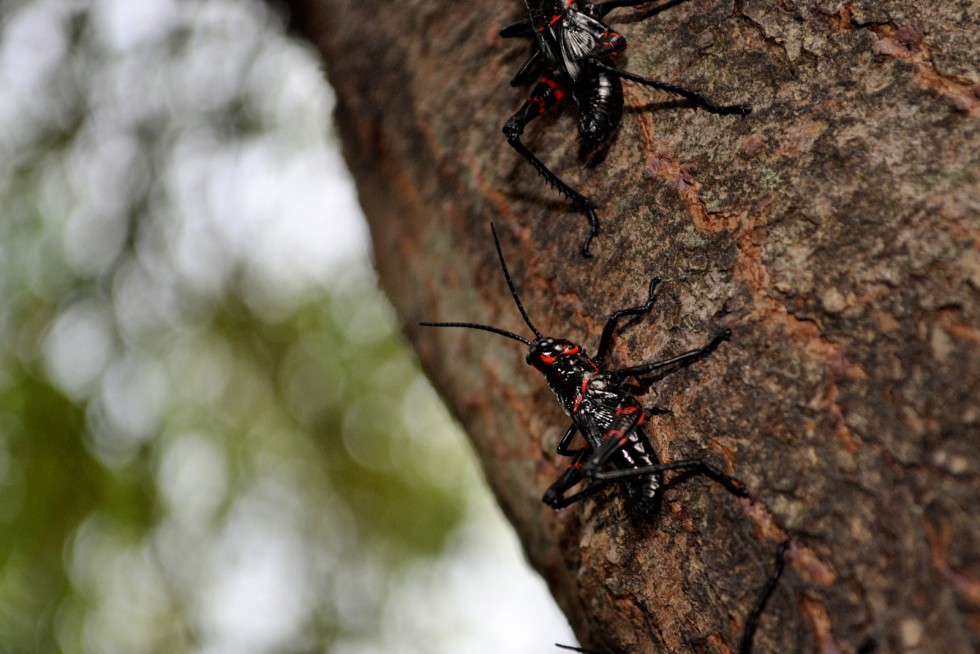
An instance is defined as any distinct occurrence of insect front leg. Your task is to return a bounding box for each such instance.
[502,76,601,258]
[594,277,661,365]
[585,57,752,116]
[609,328,731,381]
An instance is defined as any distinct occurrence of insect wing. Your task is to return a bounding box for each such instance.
[569,377,618,451]
[558,11,608,80]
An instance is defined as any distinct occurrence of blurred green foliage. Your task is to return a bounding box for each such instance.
[0,1,487,651]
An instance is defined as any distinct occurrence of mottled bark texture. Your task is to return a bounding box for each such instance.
[277,1,978,651]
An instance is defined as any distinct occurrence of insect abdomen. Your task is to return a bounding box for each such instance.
[574,71,623,144]
[617,427,663,518]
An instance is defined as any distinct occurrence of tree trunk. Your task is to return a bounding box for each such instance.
[275,1,978,651]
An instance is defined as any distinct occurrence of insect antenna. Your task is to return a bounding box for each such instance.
[418,320,531,346]
[490,223,543,339]
[419,225,540,347]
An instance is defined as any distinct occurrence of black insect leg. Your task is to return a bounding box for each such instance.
[737,539,789,654]
[500,17,542,86]
[587,457,748,498]
[544,475,616,510]
[610,328,731,381]
[556,423,589,456]
[543,449,616,509]
[586,58,752,116]
[503,77,601,258]
[594,277,662,365]
[559,544,788,654]
[499,18,535,39]
[582,397,743,498]
[549,401,667,509]
[510,48,544,87]
[588,0,669,19]
[857,637,880,654]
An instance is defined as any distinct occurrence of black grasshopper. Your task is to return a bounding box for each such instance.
[422,224,742,516]
[501,0,751,257]
[422,226,787,652]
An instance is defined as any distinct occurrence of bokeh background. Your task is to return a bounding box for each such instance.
[0,0,574,651]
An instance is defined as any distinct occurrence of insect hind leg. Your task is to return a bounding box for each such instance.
[737,539,790,654]
[589,457,792,652]
[586,58,752,116]
[587,457,749,499]
[503,77,601,257]
[542,449,616,509]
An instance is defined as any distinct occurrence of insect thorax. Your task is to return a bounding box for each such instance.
[525,0,571,30]
[542,356,596,413]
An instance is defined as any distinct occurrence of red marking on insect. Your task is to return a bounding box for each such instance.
[543,78,565,99]
[615,406,638,417]
[536,1,575,31]
[591,29,627,61]
[537,14,561,31]
[606,429,624,441]
[572,374,594,413]
[544,343,582,369]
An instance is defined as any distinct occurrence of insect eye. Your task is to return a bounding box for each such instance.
[562,344,580,356]
[539,354,557,365]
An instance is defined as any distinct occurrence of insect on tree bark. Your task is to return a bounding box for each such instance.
[275,0,980,652]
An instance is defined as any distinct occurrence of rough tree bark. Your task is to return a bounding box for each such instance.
[275,1,978,652]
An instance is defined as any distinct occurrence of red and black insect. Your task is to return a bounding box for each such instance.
[422,224,740,517]
[501,0,751,257]
[421,226,787,652]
